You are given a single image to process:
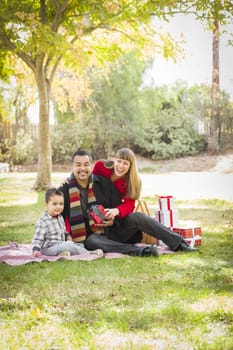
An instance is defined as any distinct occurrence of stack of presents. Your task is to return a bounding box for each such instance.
[155,195,202,247]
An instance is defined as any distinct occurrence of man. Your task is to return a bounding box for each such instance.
[60,150,197,256]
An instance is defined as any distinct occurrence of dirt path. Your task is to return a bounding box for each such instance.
[138,153,233,201]
[2,153,233,201]
[136,153,233,173]
[140,172,233,201]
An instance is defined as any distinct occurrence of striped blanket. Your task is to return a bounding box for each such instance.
[0,242,174,266]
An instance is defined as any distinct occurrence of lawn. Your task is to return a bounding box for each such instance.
[0,173,233,350]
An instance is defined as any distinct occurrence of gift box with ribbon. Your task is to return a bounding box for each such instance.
[172,227,202,247]
[155,209,179,228]
[158,195,175,211]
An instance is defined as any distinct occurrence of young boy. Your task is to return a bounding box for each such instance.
[32,188,103,257]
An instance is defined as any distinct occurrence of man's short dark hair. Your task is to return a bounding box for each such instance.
[45,188,64,203]
[71,149,93,162]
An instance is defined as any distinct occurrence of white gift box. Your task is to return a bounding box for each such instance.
[155,209,179,228]
[158,196,175,211]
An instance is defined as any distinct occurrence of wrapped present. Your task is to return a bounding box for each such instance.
[172,227,202,247]
[155,209,179,228]
[90,205,107,224]
[158,195,175,211]
[187,236,202,247]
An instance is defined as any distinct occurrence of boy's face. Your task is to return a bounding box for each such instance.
[46,194,64,216]
[72,154,92,186]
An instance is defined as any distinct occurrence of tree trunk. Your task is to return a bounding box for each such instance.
[208,19,220,154]
[33,68,52,190]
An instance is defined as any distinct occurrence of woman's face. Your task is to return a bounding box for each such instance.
[114,158,131,178]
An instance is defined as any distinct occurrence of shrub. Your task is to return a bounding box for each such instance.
[9,129,37,165]
[138,109,206,159]
[51,123,96,163]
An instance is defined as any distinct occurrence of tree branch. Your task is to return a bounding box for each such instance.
[50,0,70,32]
[0,34,36,72]
[40,0,46,24]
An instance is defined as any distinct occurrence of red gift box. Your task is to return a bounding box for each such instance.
[172,227,202,247]
[89,205,107,224]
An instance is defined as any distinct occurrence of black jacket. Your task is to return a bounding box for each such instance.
[60,174,122,234]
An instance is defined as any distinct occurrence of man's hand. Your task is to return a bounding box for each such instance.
[95,218,114,228]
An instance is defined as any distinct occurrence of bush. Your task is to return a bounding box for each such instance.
[9,129,37,165]
[51,123,96,163]
[0,138,11,163]
[138,109,206,159]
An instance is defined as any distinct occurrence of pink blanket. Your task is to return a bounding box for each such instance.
[0,242,174,266]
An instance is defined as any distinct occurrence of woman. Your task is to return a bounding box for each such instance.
[93,148,141,219]
[93,148,197,252]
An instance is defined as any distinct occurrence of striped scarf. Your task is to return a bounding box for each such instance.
[68,174,99,242]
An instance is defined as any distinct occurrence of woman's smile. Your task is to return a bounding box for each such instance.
[114,158,130,177]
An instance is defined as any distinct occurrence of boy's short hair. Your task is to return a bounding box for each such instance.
[45,188,64,203]
[71,149,93,163]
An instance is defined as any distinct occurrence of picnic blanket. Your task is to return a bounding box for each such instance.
[0,242,174,266]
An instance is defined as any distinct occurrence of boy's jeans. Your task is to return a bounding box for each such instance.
[42,241,88,256]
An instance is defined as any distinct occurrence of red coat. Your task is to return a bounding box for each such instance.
[93,160,135,218]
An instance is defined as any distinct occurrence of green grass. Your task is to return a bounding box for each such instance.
[0,173,233,349]
[139,165,161,173]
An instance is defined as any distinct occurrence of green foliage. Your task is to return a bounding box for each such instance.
[191,0,233,26]
[0,1,233,170]
[0,138,10,163]
[135,82,206,159]
[9,129,37,165]
[0,52,15,81]
[0,0,186,189]
[139,109,205,159]
[51,123,96,164]
[82,51,147,156]
[0,0,233,189]
[0,0,179,78]
[187,84,233,142]
[0,83,15,123]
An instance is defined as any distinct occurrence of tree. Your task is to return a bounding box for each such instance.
[149,1,233,153]
[83,51,147,157]
[185,1,233,153]
[210,18,220,153]
[136,82,206,159]
[0,0,183,189]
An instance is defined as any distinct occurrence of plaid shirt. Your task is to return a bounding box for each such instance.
[32,211,68,252]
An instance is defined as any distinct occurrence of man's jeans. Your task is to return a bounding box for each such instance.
[85,212,182,254]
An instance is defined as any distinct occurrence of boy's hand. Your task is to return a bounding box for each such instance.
[67,235,73,241]
[32,251,42,257]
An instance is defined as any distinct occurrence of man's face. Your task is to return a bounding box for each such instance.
[72,155,92,185]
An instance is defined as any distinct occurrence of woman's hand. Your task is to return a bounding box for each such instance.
[61,177,69,185]
[104,208,119,219]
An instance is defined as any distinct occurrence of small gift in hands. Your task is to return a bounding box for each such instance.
[89,205,108,224]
